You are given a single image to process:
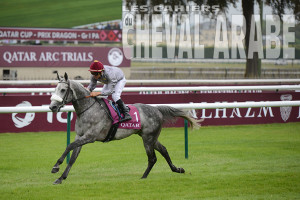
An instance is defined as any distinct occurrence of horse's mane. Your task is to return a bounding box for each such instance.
[69,80,90,99]
[71,80,85,89]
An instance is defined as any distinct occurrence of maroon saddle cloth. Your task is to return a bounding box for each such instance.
[103,98,141,130]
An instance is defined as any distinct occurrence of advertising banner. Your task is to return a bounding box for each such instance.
[0,91,299,133]
[0,46,131,67]
[0,27,122,42]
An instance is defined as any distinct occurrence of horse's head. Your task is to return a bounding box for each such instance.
[49,72,73,112]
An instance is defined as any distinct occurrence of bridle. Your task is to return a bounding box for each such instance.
[60,80,72,105]
[50,80,72,111]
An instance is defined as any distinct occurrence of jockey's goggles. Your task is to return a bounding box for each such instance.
[91,72,101,76]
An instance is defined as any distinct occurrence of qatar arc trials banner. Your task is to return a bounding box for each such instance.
[0,46,131,67]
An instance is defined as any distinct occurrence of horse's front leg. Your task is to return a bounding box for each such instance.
[51,137,94,174]
[53,146,82,184]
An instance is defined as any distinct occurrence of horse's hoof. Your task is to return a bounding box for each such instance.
[53,178,62,185]
[178,168,185,174]
[51,166,60,173]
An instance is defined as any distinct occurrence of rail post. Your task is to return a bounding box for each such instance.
[66,112,71,164]
[184,119,188,159]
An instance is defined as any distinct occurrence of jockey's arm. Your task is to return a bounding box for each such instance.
[101,81,117,96]
[87,75,97,92]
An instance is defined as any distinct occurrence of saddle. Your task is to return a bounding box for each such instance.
[96,98,141,142]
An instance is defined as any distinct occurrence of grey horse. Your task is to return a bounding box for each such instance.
[49,73,201,184]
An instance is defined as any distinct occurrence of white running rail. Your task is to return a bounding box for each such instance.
[1,101,300,113]
[0,79,300,85]
[1,85,300,93]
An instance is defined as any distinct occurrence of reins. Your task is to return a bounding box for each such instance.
[75,96,113,120]
[71,91,98,117]
[57,79,112,118]
[57,80,95,116]
[75,98,97,116]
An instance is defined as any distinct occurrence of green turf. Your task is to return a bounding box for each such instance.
[0,123,300,199]
[0,0,121,28]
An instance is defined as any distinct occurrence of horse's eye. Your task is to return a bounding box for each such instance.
[61,89,66,93]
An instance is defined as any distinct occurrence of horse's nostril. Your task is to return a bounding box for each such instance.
[50,105,57,111]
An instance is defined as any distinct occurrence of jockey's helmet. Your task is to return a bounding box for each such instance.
[89,60,104,72]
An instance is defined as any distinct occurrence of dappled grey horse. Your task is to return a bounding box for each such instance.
[49,73,201,184]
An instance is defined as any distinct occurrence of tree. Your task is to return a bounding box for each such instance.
[242,0,261,78]
[265,0,299,22]
[243,0,299,78]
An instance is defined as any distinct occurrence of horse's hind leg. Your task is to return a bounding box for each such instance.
[154,141,185,174]
[53,146,82,185]
[141,139,157,179]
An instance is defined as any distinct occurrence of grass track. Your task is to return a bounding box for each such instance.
[0,123,300,199]
[0,0,121,28]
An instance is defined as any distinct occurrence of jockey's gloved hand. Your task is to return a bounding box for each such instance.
[90,92,101,97]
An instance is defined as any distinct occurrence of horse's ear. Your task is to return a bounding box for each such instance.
[64,72,68,81]
[56,72,60,80]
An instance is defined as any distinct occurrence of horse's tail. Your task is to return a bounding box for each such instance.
[156,106,203,130]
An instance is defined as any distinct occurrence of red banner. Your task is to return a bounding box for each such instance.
[0,46,131,67]
[0,91,299,133]
[0,27,121,42]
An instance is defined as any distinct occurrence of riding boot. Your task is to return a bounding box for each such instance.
[116,99,132,122]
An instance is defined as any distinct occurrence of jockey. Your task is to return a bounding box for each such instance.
[87,60,132,122]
